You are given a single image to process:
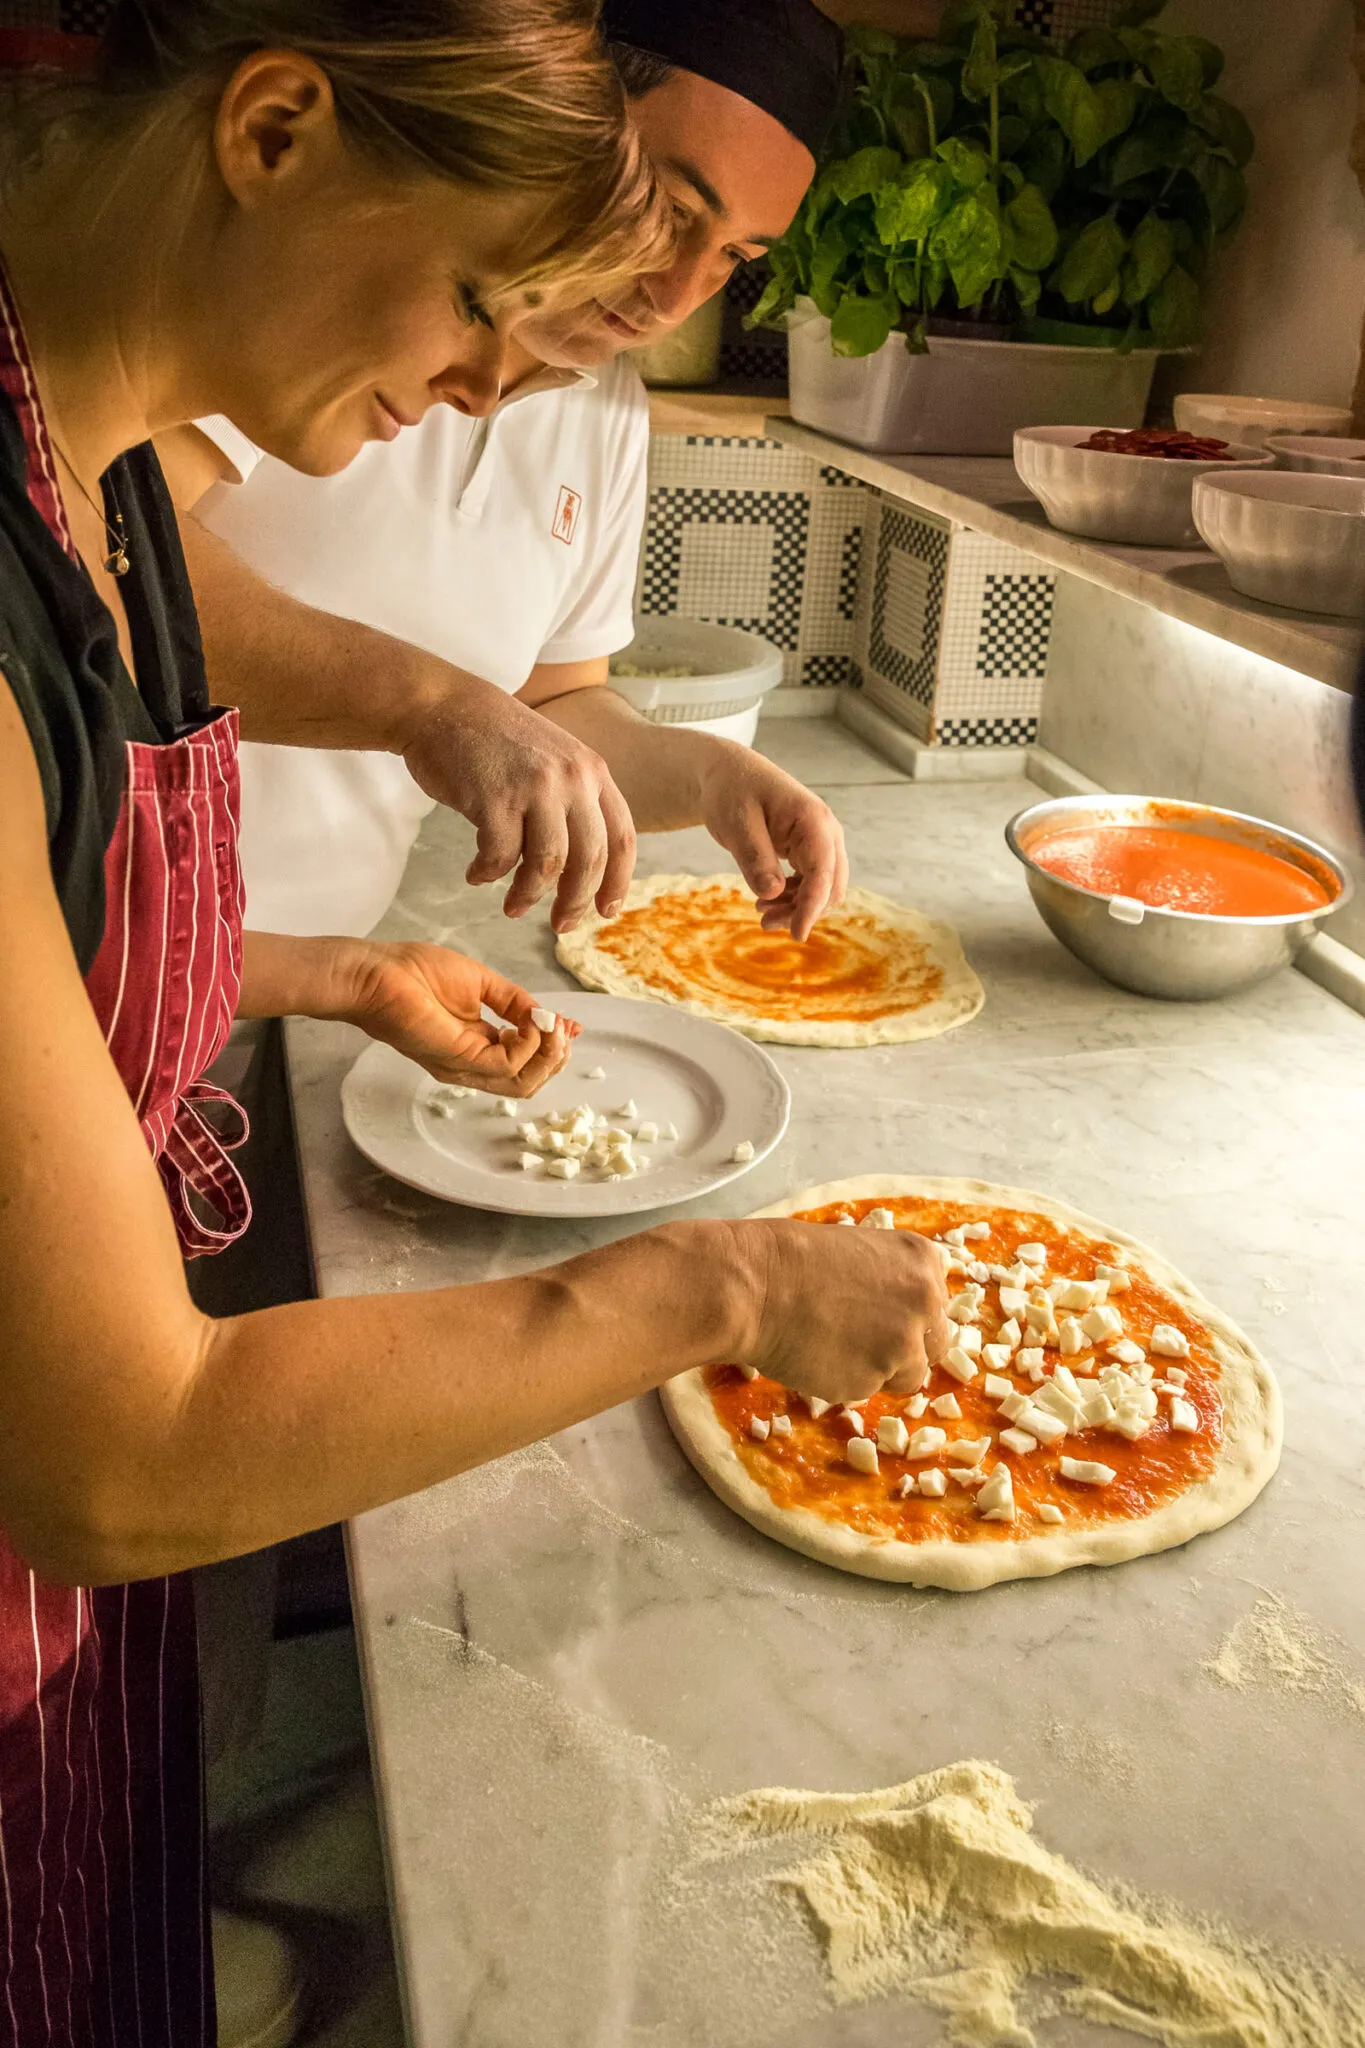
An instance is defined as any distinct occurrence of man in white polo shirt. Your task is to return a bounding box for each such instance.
[166,0,877,946]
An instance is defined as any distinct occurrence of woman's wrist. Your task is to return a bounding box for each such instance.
[236,931,378,1022]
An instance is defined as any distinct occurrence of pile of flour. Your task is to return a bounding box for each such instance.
[1205,1591,1365,1719]
[688,1759,1365,2046]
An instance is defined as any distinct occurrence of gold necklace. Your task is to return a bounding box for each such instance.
[51,438,131,577]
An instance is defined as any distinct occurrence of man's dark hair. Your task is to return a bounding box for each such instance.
[607,38,675,98]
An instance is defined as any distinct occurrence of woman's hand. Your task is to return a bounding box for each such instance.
[238,931,579,1096]
[725,1218,951,1402]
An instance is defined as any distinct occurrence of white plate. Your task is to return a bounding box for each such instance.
[340,992,790,1217]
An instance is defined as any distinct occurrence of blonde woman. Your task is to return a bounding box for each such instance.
[0,4,949,2039]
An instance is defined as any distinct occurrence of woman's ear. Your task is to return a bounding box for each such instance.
[212,49,341,208]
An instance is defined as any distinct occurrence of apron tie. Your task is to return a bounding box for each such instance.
[158,1080,253,1257]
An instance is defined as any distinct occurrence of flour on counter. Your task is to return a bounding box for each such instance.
[1205,1591,1365,1719]
[686,1759,1365,2046]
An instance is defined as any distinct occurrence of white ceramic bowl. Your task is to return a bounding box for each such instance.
[1013,426,1273,547]
[1191,470,1365,616]
[1266,432,1365,477]
[1173,393,1353,449]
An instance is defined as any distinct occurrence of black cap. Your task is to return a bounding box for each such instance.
[603,0,843,158]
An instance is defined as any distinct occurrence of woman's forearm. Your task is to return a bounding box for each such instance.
[113,1220,755,1584]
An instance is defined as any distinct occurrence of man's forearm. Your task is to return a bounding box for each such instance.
[536,683,724,831]
[181,516,469,750]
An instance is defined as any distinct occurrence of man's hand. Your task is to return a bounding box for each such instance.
[695,743,848,942]
[238,933,580,1095]
[401,680,637,933]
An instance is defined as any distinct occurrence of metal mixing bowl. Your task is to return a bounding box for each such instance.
[1005,795,1352,1000]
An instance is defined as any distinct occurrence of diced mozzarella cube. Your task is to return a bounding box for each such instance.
[951,1436,991,1466]
[803,1394,831,1419]
[518,1152,541,1173]
[1052,1365,1082,1401]
[998,1286,1030,1319]
[907,1392,929,1418]
[546,1157,580,1180]
[661,1122,679,1142]
[981,1344,1014,1374]
[907,1426,947,1458]
[842,1407,866,1436]
[846,1436,879,1475]
[996,1317,1023,1353]
[496,1097,518,1118]
[893,1474,915,1499]
[1018,1405,1068,1447]
[943,1226,968,1246]
[1164,1366,1188,1387]
[963,1259,988,1284]
[1037,1503,1064,1525]
[955,1325,983,1357]
[1095,1263,1131,1293]
[1059,1456,1116,1486]
[919,1469,948,1498]
[1055,1279,1099,1312]
[518,1122,538,1142]
[876,1415,910,1456]
[1016,1347,1046,1374]
[929,1392,961,1420]
[1108,1339,1145,1367]
[1003,1263,1038,1289]
[1169,1397,1199,1433]
[737,1364,759,1380]
[1081,1304,1124,1343]
[941,1346,979,1385]
[1026,1303,1060,1346]
[1150,1323,1190,1358]
[749,1416,770,1442]
[729,1140,755,1164]
[836,1216,856,1227]
[584,1066,607,1081]
[546,1131,567,1154]
[949,1466,987,1486]
[603,1153,636,1177]
[615,1100,638,1120]
[1016,1244,1048,1267]
[863,1206,896,1230]
[963,1221,991,1241]
[770,1414,793,1439]
[427,1100,454,1119]
[1058,1317,1088,1357]
[636,1122,659,1144]
[1080,1386,1116,1429]
[530,1008,558,1033]
[998,1390,1034,1424]
[1033,1383,1082,1430]
[948,1294,983,1325]
[999,1428,1038,1455]
[976,1464,1016,1521]
[983,1373,1015,1401]
[1112,1407,1151,1442]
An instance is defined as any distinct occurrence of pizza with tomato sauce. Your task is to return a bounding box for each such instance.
[555,873,983,1046]
[661,1176,1280,1588]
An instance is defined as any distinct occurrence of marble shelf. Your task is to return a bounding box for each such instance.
[769,418,1364,693]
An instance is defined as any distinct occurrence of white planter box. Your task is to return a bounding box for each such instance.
[788,307,1161,457]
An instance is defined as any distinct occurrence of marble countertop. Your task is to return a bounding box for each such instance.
[285,724,1365,2047]
[770,422,1364,693]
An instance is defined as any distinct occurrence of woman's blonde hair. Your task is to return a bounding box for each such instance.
[15,0,673,304]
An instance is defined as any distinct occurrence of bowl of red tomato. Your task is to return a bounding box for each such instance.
[1014,425,1274,549]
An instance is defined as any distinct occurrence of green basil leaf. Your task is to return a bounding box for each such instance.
[1186,36,1225,87]
[1191,93,1254,168]
[1092,76,1140,150]
[1143,36,1207,115]
[1114,0,1165,24]
[994,113,1032,159]
[1021,123,1069,200]
[875,159,957,245]
[1146,261,1201,346]
[1054,213,1126,304]
[829,145,904,204]
[960,8,999,104]
[1122,211,1175,302]
[931,185,1004,307]
[810,219,850,315]
[1036,55,1105,166]
[1004,182,1059,270]
[1003,66,1046,127]
[845,25,900,59]
[830,290,898,357]
[1092,276,1122,315]
[1106,109,1199,187]
[901,314,931,355]
[935,135,993,189]
[747,273,795,329]
[1008,262,1042,312]
[1065,27,1128,73]
[1193,153,1247,236]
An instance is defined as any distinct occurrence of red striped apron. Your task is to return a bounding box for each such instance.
[1,267,250,2041]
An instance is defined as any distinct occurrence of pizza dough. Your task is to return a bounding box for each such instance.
[661,1175,1281,1590]
[555,873,984,1047]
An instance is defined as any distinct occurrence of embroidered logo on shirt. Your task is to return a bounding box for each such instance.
[552,484,583,545]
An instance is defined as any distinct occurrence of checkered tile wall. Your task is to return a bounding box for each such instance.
[637,437,866,689]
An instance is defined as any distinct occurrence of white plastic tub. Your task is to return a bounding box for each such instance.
[607,618,784,745]
[787,304,1161,456]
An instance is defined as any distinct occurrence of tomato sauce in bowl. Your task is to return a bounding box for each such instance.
[1031,823,1333,919]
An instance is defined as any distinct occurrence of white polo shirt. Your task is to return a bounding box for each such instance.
[195,355,649,936]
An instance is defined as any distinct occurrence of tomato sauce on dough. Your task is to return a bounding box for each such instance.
[707,1197,1223,1547]
[1032,824,1330,918]
[591,883,943,1023]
